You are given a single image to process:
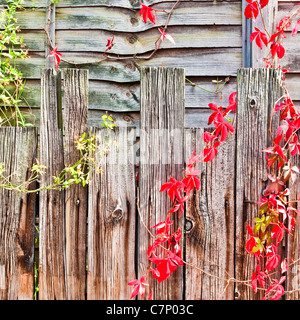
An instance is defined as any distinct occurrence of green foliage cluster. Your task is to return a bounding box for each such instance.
[0,0,32,126]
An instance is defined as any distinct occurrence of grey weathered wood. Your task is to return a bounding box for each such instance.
[0,127,37,300]
[54,3,242,32]
[14,49,242,81]
[235,68,283,300]
[53,26,242,54]
[252,0,278,68]
[21,26,242,53]
[87,127,136,300]
[15,3,241,31]
[45,0,56,68]
[3,77,237,112]
[286,145,300,300]
[184,128,235,300]
[2,0,238,8]
[63,69,89,300]
[39,68,66,299]
[138,67,185,300]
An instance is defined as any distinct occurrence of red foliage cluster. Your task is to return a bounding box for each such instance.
[128,93,237,300]
[244,0,300,300]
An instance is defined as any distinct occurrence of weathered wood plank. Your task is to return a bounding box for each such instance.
[138,67,185,300]
[286,139,300,300]
[235,68,283,300]
[15,9,46,29]
[0,127,37,300]
[15,48,242,80]
[63,69,89,300]
[45,0,56,68]
[39,68,66,300]
[3,77,236,112]
[87,127,136,300]
[15,107,234,135]
[277,33,300,72]
[3,0,238,8]
[21,26,242,53]
[53,26,242,54]
[252,0,278,68]
[55,3,242,32]
[184,128,235,300]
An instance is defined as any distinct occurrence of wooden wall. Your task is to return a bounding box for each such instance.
[1,0,299,123]
[0,0,243,127]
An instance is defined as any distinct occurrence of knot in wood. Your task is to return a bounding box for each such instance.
[128,36,136,44]
[112,207,123,222]
[123,115,133,122]
[130,17,138,25]
[185,219,193,232]
[249,98,257,108]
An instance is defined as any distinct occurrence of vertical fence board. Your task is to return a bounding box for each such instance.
[139,67,185,300]
[39,68,66,299]
[63,69,88,299]
[0,127,37,300]
[184,128,235,300]
[286,147,300,300]
[87,127,136,299]
[235,68,283,300]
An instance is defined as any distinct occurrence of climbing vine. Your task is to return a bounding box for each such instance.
[0,0,33,126]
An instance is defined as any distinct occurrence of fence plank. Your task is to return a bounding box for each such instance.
[286,137,300,300]
[54,3,241,32]
[87,127,137,300]
[235,68,283,300]
[39,68,66,299]
[0,127,37,300]
[63,69,89,299]
[138,67,185,299]
[184,128,235,300]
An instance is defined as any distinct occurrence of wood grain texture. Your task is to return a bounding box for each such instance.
[22,26,241,53]
[15,49,242,81]
[11,77,236,112]
[235,68,283,300]
[138,67,185,300]
[54,26,242,54]
[184,128,235,300]
[2,0,239,8]
[54,3,242,32]
[63,69,89,300]
[286,141,300,300]
[0,127,37,300]
[87,127,136,300]
[39,68,66,300]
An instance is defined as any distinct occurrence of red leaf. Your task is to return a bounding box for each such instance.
[226,91,237,112]
[251,264,267,293]
[128,274,149,299]
[250,27,268,49]
[49,47,62,69]
[270,42,285,59]
[264,276,286,300]
[152,216,173,235]
[271,223,285,246]
[247,223,254,236]
[291,19,300,36]
[159,177,185,202]
[201,141,220,162]
[140,4,156,24]
[260,0,269,8]
[103,36,114,55]
[150,251,183,283]
[202,131,217,143]
[244,0,259,20]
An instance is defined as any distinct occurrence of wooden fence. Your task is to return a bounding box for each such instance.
[0,67,299,300]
